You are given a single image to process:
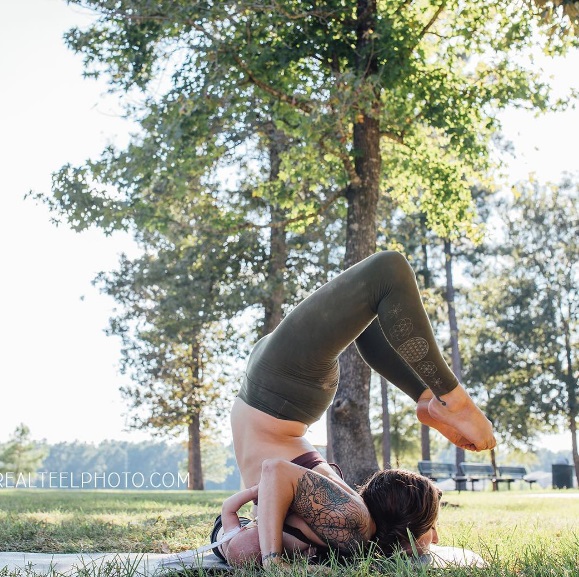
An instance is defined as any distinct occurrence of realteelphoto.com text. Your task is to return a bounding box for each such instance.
[0,471,189,489]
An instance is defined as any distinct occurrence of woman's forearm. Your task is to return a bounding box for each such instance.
[221,485,258,533]
[257,460,295,566]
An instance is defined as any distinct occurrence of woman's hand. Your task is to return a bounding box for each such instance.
[221,484,259,533]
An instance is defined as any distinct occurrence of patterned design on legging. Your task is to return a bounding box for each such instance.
[398,337,429,363]
[430,377,443,389]
[389,318,413,341]
[417,361,437,377]
[388,303,403,318]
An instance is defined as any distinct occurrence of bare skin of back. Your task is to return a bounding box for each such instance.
[231,397,344,489]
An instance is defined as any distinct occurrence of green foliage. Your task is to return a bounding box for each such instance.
[462,179,579,446]
[29,0,579,479]
[528,0,579,45]
[0,425,46,476]
[101,250,251,435]
[42,0,575,243]
[198,438,234,485]
[38,440,189,490]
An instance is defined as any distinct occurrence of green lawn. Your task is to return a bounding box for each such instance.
[0,488,578,576]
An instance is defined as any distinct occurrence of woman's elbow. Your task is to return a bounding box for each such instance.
[260,458,289,478]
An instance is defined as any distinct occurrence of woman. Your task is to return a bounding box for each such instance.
[229,251,495,567]
[216,469,442,567]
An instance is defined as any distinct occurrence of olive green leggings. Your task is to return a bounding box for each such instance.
[238,251,458,425]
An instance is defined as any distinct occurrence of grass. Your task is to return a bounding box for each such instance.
[0,488,578,576]
[0,490,231,553]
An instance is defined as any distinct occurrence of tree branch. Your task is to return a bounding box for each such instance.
[101,9,320,116]
[258,185,348,231]
[318,135,360,187]
[231,55,315,114]
[419,1,448,39]
[258,1,336,22]
[395,0,417,16]
[380,130,407,145]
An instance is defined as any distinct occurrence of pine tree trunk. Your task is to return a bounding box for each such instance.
[489,448,498,491]
[188,412,204,490]
[262,125,288,337]
[443,240,467,478]
[187,342,204,490]
[419,217,431,461]
[381,377,392,469]
[326,417,334,463]
[563,320,579,485]
[329,114,381,485]
[570,415,579,487]
[330,1,381,486]
[421,424,431,462]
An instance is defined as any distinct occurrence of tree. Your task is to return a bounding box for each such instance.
[0,425,46,477]
[41,0,576,484]
[99,229,256,489]
[42,88,344,488]
[530,0,579,38]
[198,437,234,486]
[463,179,578,484]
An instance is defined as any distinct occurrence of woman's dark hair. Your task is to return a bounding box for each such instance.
[358,468,441,555]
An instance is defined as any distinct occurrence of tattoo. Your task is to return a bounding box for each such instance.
[261,552,281,562]
[292,471,366,551]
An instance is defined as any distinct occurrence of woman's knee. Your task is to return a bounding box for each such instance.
[367,250,415,285]
[372,250,410,268]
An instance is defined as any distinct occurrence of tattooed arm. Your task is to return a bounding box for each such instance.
[257,459,374,567]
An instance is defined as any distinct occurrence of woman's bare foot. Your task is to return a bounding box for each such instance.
[416,396,477,451]
[417,388,496,452]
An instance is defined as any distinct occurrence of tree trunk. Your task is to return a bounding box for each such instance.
[330,113,381,485]
[326,417,334,463]
[261,125,289,337]
[563,318,579,485]
[419,216,431,461]
[381,377,392,469]
[570,414,579,488]
[187,341,204,490]
[443,240,467,479]
[489,448,498,492]
[188,412,203,490]
[330,1,381,487]
[421,423,431,462]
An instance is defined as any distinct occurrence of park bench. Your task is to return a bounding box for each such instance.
[418,460,468,491]
[497,465,537,488]
[459,462,515,491]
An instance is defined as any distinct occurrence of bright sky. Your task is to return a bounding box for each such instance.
[0,0,577,451]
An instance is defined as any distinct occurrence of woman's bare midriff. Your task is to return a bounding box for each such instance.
[232,397,332,488]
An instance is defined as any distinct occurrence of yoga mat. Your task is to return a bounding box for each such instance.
[0,545,486,575]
